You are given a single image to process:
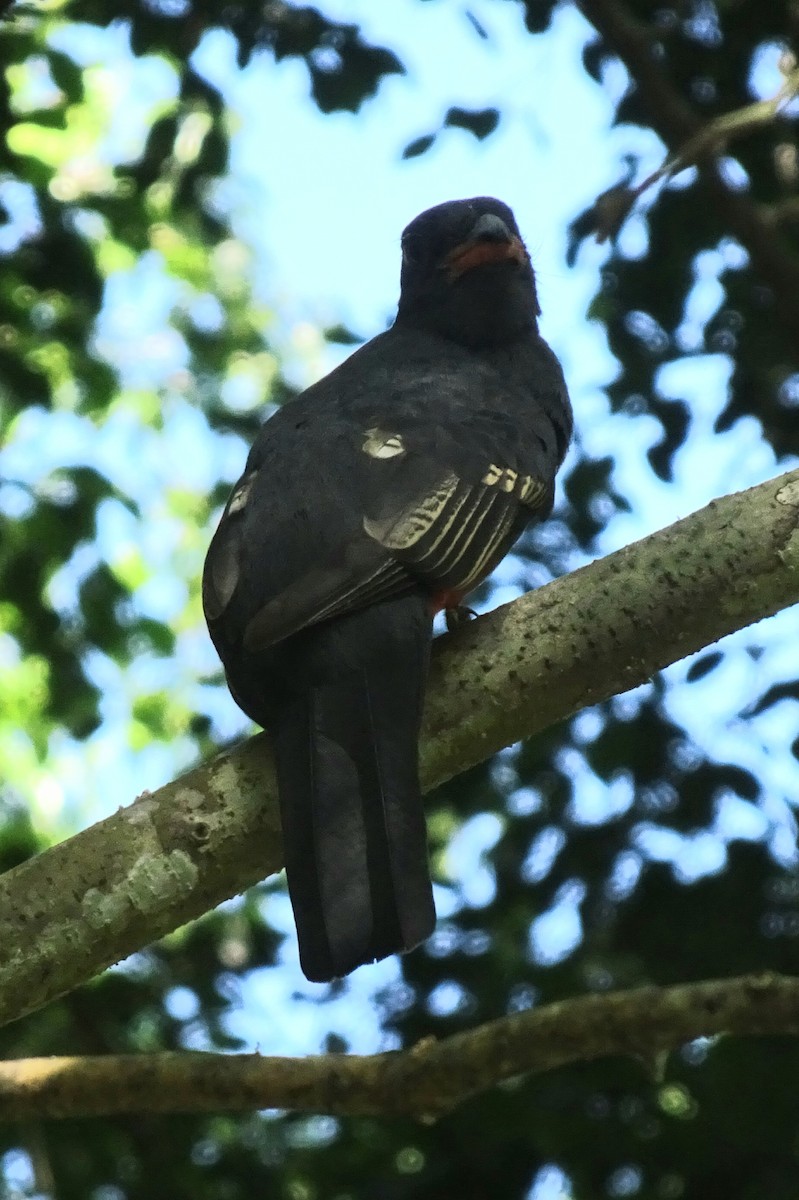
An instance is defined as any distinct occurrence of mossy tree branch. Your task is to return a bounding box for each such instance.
[0,470,798,1031]
[1,973,799,1120]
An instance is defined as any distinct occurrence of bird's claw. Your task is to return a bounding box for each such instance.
[445,604,477,632]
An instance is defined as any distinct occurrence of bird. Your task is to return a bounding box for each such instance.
[203,197,573,983]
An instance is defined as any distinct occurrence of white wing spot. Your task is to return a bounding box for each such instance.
[363,427,405,459]
[500,468,518,493]
[520,475,546,505]
[227,471,256,516]
[482,463,544,504]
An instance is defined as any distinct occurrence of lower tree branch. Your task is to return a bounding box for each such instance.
[1,973,798,1120]
[0,470,798,1030]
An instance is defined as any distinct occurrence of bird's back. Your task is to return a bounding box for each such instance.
[202,196,573,981]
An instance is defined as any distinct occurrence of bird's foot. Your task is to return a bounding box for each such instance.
[445,604,477,632]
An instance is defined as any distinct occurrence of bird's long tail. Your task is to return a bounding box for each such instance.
[272,627,435,982]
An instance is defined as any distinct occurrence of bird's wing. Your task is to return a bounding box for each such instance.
[355,405,554,596]
[203,461,413,653]
[203,390,557,653]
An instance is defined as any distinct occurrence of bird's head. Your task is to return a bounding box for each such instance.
[396,197,540,347]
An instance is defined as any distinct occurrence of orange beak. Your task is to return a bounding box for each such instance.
[444,235,528,278]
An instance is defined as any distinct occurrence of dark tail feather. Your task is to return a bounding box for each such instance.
[273,634,435,982]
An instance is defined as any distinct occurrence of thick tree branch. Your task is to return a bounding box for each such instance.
[1,470,798,1029]
[1,973,798,1120]
[577,0,799,332]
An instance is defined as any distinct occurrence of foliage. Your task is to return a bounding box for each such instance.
[1,0,799,1197]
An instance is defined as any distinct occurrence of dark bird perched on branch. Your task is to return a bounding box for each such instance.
[203,197,572,982]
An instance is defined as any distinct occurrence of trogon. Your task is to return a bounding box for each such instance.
[203,197,573,982]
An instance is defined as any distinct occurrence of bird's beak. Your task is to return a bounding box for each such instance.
[443,213,529,278]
